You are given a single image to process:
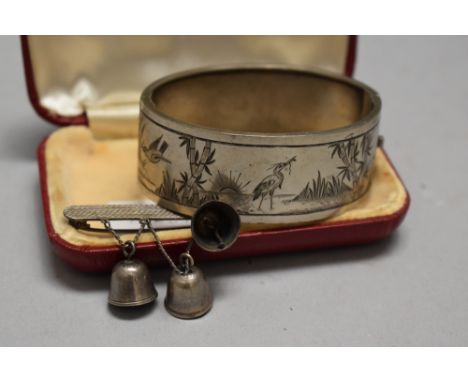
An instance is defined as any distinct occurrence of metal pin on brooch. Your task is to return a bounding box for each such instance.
[63,204,191,231]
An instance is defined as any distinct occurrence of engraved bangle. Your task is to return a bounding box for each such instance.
[138,65,381,224]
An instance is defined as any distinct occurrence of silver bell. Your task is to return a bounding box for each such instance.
[108,241,157,307]
[165,254,213,319]
[191,200,241,252]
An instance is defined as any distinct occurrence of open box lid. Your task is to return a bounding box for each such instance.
[22,36,356,138]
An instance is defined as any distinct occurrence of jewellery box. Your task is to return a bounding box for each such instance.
[23,36,410,272]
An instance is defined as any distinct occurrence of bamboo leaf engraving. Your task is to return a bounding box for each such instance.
[174,135,217,205]
[292,129,376,204]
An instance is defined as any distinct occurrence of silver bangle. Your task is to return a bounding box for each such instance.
[138,65,381,224]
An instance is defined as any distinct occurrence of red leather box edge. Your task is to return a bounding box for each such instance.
[20,36,89,127]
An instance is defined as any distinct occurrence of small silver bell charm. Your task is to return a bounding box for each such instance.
[165,253,213,319]
[191,201,241,252]
[164,201,240,319]
[108,240,157,307]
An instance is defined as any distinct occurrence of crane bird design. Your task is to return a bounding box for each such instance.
[252,156,296,210]
[142,135,171,164]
